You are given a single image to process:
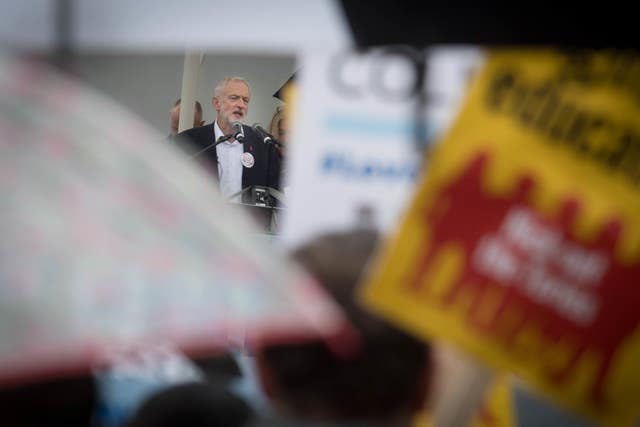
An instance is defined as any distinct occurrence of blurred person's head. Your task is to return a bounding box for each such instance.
[0,374,95,427]
[254,230,431,426]
[127,382,254,427]
[170,99,204,136]
[268,106,287,157]
[213,77,251,135]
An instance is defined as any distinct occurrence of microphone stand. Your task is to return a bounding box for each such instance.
[227,185,254,202]
[189,133,236,159]
[262,135,282,207]
[264,137,282,149]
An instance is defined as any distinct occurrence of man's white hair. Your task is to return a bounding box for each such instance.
[213,77,251,98]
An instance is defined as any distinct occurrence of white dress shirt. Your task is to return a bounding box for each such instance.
[214,121,243,201]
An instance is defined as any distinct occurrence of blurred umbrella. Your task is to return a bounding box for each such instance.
[0,53,348,386]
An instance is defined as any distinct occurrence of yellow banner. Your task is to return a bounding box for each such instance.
[361,50,640,427]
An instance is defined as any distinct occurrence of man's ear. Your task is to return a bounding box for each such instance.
[212,96,219,111]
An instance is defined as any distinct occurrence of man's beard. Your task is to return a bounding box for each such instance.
[220,110,244,128]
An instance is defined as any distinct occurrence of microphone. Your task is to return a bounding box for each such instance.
[231,121,245,142]
[252,124,276,145]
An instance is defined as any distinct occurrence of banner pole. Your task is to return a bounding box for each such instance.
[432,345,493,427]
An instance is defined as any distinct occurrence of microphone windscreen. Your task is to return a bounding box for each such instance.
[231,122,244,141]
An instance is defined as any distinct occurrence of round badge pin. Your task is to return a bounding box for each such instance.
[241,152,255,168]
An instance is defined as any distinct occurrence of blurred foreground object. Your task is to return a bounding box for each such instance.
[338,1,638,48]
[362,50,640,427]
[128,382,255,427]
[254,230,431,426]
[0,53,348,387]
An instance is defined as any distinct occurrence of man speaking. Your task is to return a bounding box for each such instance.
[176,77,281,201]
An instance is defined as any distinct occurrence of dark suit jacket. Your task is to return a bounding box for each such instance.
[175,123,281,197]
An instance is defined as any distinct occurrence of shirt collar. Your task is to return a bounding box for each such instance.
[214,120,224,142]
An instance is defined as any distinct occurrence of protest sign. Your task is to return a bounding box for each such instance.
[362,50,640,427]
